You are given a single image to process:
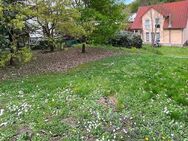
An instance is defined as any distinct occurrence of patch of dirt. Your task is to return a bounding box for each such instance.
[0,47,119,81]
[98,96,118,110]
[49,136,62,141]
[82,136,97,141]
[11,125,33,141]
[40,130,63,141]
[61,117,78,128]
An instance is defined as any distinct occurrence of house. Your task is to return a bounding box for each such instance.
[27,18,43,46]
[131,0,188,46]
[126,13,137,31]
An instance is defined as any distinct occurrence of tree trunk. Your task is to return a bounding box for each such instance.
[82,43,86,53]
[50,44,54,52]
[9,55,14,66]
[8,31,15,65]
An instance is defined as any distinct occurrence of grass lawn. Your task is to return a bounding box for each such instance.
[156,46,188,58]
[0,46,188,140]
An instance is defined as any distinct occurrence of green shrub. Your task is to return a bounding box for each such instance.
[132,35,143,48]
[16,47,33,64]
[109,34,131,48]
[0,47,33,68]
[36,40,51,50]
[109,31,143,48]
[0,52,11,68]
[31,39,55,50]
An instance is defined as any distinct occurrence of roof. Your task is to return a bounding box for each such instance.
[131,0,188,30]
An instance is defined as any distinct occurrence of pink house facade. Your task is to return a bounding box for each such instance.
[131,0,188,46]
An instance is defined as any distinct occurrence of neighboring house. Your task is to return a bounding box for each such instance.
[129,13,137,23]
[126,13,137,31]
[27,18,43,46]
[131,0,188,46]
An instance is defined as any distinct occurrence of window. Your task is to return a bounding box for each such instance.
[151,32,160,42]
[156,33,160,42]
[155,18,160,25]
[134,30,138,33]
[151,32,155,42]
[155,18,160,28]
[146,32,150,42]
[145,19,150,29]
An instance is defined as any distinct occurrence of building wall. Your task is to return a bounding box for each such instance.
[142,9,164,43]
[141,8,184,46]
[163,30,183,45]
[163,30,169,44]
[183,20,188,45]
[171,30,183,45]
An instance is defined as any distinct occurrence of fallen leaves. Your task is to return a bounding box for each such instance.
[0,47,117,80]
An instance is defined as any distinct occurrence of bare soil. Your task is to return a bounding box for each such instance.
[98,96,118,110]
[0,47,118,81]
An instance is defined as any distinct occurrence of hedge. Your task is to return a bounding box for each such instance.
[109,31,143,48]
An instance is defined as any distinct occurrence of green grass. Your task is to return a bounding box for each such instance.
[143,45,188,57]
[0,46,188,140]
[157,46,188,57]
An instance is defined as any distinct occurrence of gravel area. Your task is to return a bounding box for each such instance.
[0,47,118,81]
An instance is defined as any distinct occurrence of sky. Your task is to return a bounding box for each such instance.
[124,0,134,4]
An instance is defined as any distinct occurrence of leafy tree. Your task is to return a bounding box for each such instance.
[83,0,125,44]
[0,0,32,66]
[72,0,125,53]
[29,0,84,52]
[26,0,124,53]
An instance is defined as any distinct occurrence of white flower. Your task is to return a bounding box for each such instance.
[0,122,8,127]
[123,129,128,134]
[0,109,4,116]
[45,99,48,103]
[18,111,22,116]
[18,90,24,95]
[163,107,169,114]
